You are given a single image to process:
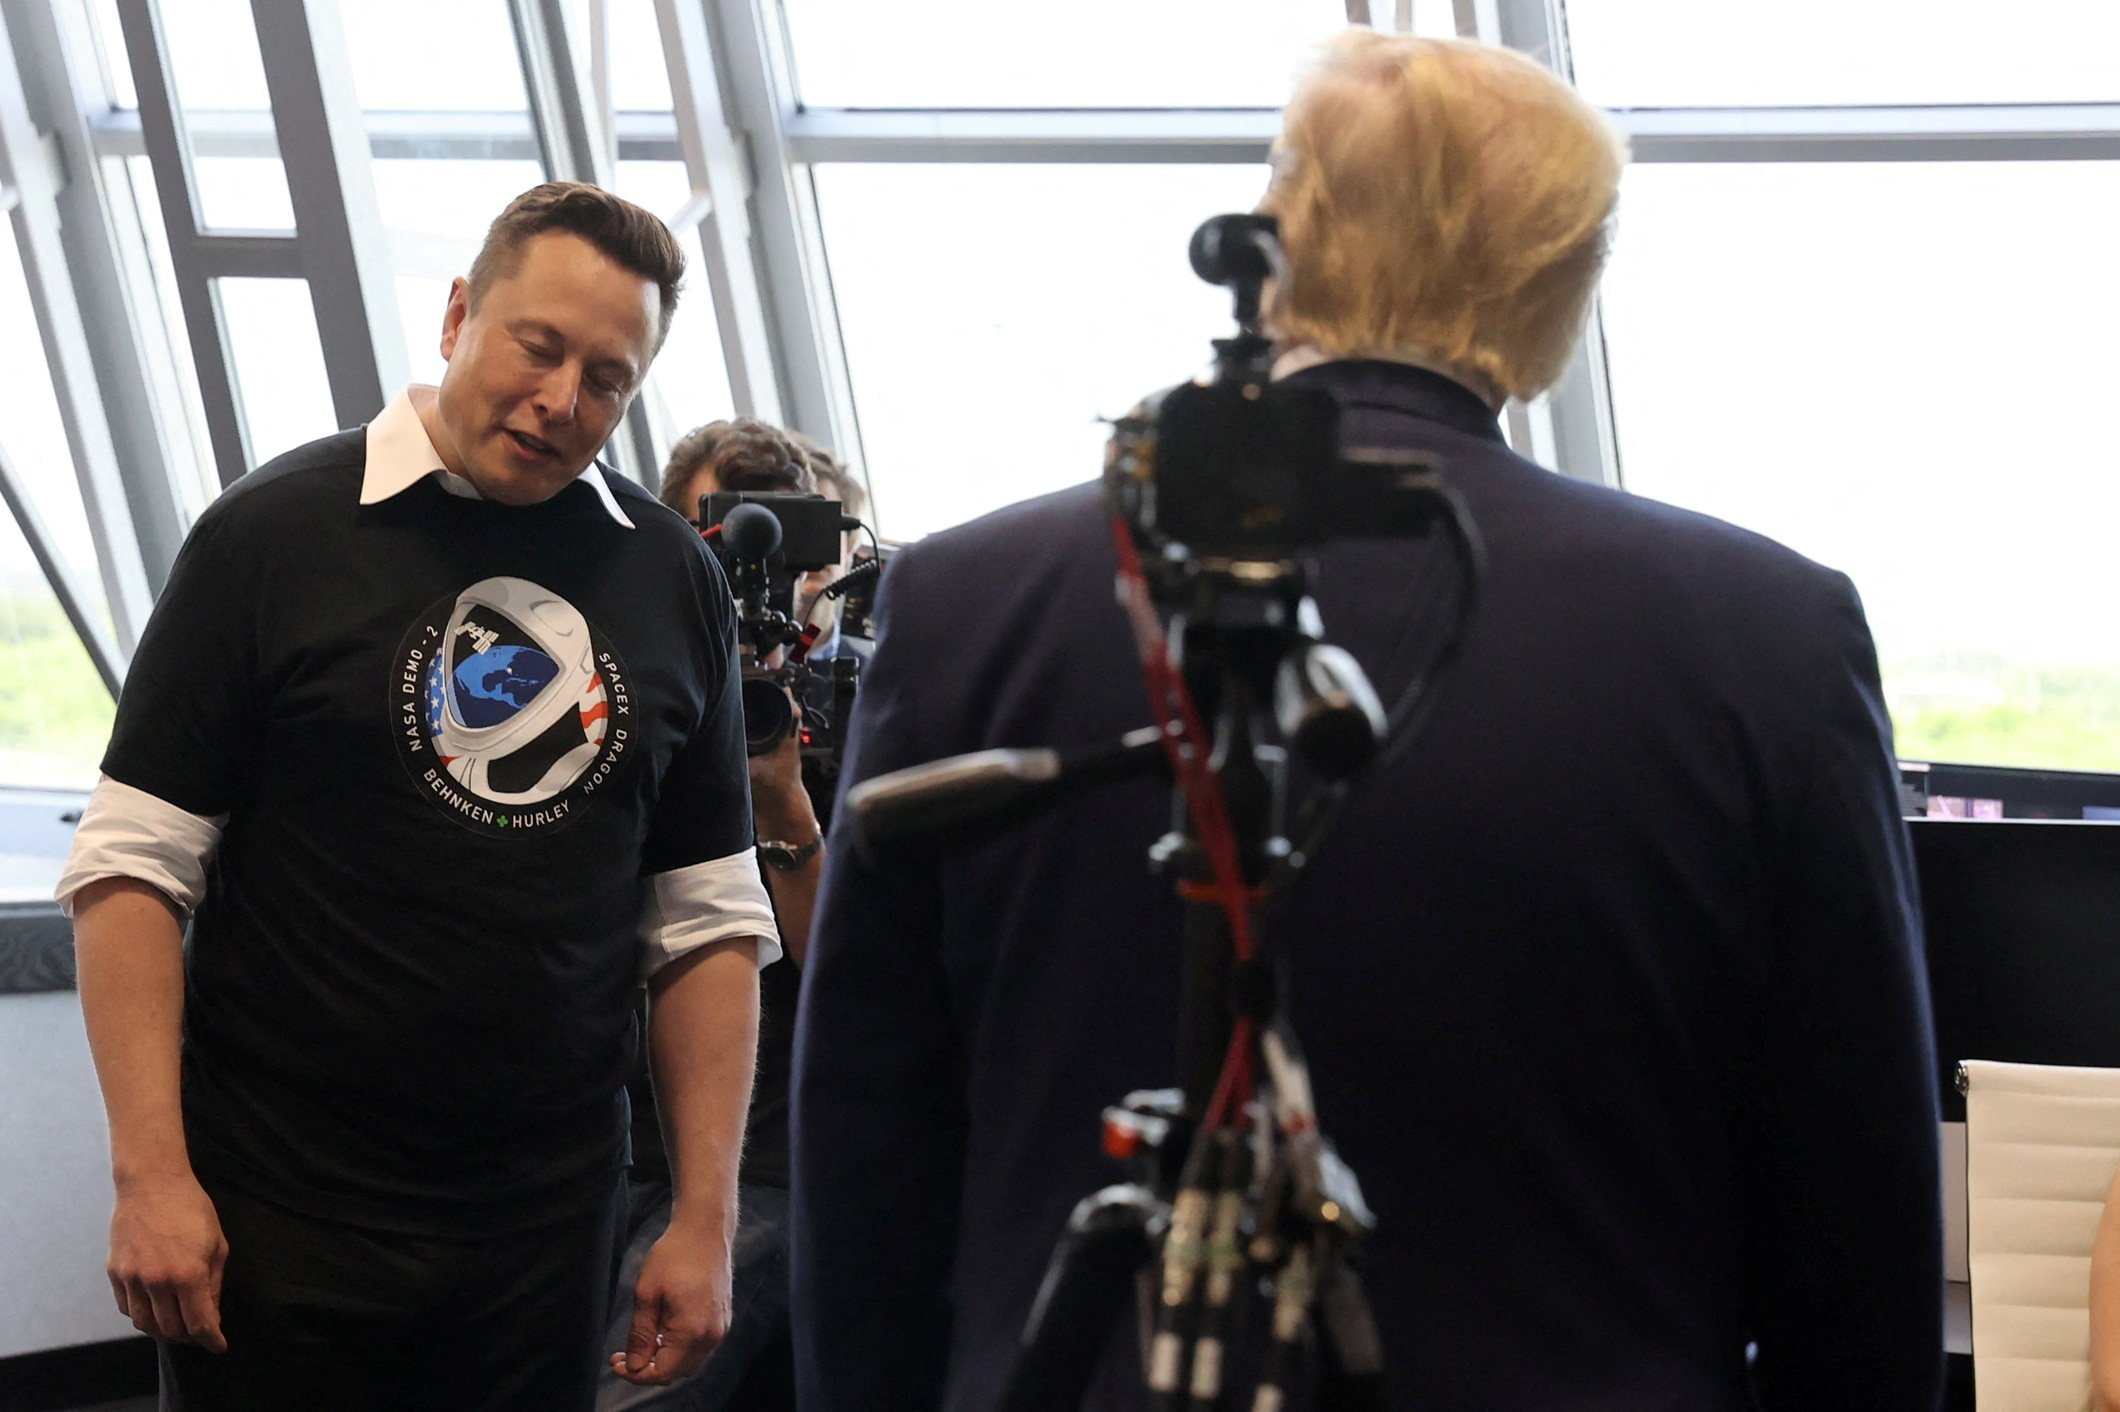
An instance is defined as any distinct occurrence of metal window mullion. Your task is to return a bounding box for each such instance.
[250,0,408,433]
[656,0,780,423]
[781,108,1280,164]
[0,0,157,651]
[92,103,2120,167]
[5,0,187,600]
[709,0,868,511]
[112,0,255,485]
[0,441,124,698]
[508,0,661,485]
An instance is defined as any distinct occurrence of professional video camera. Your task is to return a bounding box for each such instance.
[843,212,1484,1410]
[696,491,878,786]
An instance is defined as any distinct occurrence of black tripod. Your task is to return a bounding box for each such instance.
[845,213,1483,1412]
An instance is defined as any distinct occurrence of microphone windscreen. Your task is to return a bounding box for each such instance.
[723,502,783,560]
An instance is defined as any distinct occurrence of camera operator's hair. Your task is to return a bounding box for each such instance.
[469,182,686,348]
[660,417,816,517]
[1264,32,1626,401]
[789,432,868,522]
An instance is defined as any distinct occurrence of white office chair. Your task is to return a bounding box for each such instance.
[1963,1058,2120,1411]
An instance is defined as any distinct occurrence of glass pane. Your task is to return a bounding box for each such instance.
[0,514,114,789]
[370,157,547,246]
[121,156,219,511]
[0,222,117,789]
[615,162,734,452]
[343,0,532,112]
[191,157,296,230]
[1598,161,2120,773]
[215,278,337,466]
[604,0,673,112]
[396,275,456,387]
[1567,0,2120,108]
[156,0,296,231]
[815,163,1271,538]
[85,0,138,108]
[784,0,1350,108]
[0,218,112,632]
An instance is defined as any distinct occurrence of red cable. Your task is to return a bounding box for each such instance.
[1110,515,1263,1132]
[1108,517,1256,965]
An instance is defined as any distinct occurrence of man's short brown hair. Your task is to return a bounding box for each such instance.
[659,417,815,518]
[468,181,686,347]
[789,432,867,522]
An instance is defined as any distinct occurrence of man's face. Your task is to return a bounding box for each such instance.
[432,231,660,505]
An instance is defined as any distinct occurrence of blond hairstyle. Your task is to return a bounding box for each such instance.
[1263,32,1627,401]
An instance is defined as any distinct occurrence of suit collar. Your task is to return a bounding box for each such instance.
[1276,357,1508,447]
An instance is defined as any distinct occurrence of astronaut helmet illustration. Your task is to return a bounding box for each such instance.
[425,576,607,807]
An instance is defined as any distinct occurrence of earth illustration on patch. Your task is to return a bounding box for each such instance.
[450,645,560,729]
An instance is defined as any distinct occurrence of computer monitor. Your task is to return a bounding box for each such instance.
[1915,817,2120,1122]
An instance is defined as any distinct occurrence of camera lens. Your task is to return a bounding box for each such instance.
[742,673,795,757]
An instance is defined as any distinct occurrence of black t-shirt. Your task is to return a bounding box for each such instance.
[103,429,754,1234]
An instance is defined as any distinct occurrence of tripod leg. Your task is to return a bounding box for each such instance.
[1311,1251,1385,1412]
[998,1185,1161,1412]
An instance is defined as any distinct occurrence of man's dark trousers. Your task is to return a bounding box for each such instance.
[159,1172,626,1411]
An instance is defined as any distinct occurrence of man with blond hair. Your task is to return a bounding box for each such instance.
[793,31,1942,1412]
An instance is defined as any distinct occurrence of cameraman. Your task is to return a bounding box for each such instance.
[787,433,871,675]
[599,418,831,1412]
[793,31,1941,1412]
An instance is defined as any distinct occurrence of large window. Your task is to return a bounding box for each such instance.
[16,0,2119,788]
[815,162,1270,537]
[1600,160,2120,772]
[0,221,115,787]
[1568,0,2120,108]
[782,0,1352,109]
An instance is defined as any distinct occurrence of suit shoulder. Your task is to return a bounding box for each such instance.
[1519,465,1855,611]
[891,482,1106,583]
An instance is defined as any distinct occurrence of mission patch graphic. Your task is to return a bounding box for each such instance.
[390,576,632,836]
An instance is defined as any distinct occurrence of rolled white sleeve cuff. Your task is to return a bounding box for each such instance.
[639,849,783,980]
[55,776,226,918]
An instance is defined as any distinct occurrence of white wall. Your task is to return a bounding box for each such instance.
[0,990,134,1356]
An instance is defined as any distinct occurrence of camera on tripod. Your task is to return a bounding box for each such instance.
[697,491,869,778]
[845,212,1484,1411]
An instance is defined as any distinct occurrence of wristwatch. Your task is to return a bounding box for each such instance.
[757,831,823,871]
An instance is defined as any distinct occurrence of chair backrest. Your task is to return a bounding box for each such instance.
[1964,1058,2120,1411]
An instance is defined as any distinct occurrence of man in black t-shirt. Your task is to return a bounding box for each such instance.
[58,184,777,1412]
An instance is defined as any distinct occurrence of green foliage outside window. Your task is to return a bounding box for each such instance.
[0,590,113,789]
[1888,654,2120,775]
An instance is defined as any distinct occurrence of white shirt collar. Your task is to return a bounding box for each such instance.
[359,385,635,529]
[1270,343,1506,413]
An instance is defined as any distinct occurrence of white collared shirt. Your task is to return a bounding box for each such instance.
[362,385,637,529]
[57,387,779,976]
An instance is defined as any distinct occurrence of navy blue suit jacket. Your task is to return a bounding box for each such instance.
[792,361,1943,1411]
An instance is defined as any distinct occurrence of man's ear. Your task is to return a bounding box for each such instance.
[440,277,471,361]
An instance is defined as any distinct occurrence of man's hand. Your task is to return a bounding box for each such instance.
[609,1218,733,1385]
[108,1173,228,1352]
[748,688,807,830]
